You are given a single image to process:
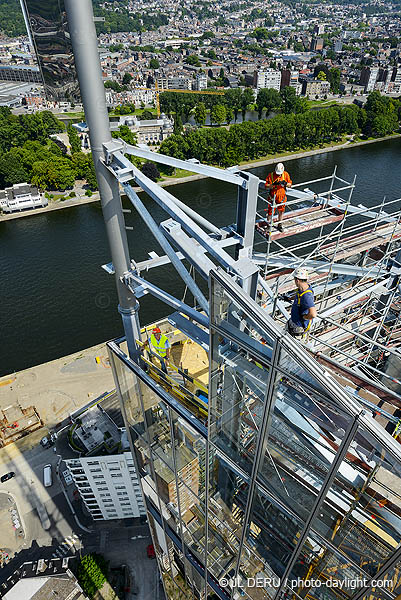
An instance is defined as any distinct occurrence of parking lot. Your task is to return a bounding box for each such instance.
[0,493,24,561]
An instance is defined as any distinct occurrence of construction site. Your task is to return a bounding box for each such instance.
[104,145,401,600]
[22,2,401,599]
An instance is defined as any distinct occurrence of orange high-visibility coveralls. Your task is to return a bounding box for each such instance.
[265,171,292,216]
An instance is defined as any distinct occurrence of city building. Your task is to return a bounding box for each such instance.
[66,452,145,521]
[386,66,401,94]
[193,72,207,91]
[0,65,42,84]
[333,39,343,52]
[302,78,331,97]
[313,23,325,35]
[0,184,47,214]
[111,114,174,145]
[156,76,192,90]
[310,37,324,51]
[20,0,80,101]
[1,557,84,600]
[360,66,379,92]
[63,400,146,521]
[280,68,301,93]
[253,68,282,91]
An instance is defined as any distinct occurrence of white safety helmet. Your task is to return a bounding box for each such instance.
[275,162,285,175]
[294,267,309,281]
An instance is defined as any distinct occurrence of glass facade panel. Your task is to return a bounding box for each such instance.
[310,427,401,576]
[21,0,80,101]
[239,484,303,591]
[259,373,351,521]
[287,533,366,600]
[108,267,401,600]
[377,559,401,596]
[209,335,271,474]
[109,350,147,440]
[208,447,249,581]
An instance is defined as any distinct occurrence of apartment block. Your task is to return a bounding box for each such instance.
[66,452,146,521]
[253,68,282,91]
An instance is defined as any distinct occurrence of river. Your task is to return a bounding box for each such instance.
[1,137,401,377]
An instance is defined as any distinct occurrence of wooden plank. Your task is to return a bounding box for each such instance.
[256,206,345,241]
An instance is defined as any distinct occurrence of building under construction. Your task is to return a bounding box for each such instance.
[22,2,401,600]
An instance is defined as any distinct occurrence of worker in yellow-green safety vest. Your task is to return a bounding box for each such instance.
[143,327,171,373]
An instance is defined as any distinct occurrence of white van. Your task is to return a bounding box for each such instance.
[43,464,52,487]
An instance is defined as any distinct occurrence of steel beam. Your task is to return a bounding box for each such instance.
[320,277,390,318]
[160,219,216,280]
[115,141,245,187]
[65,0,141,361]
[123,273,209,329]
[108,152,238,270]
[252,254,384,277]
[235,172,259,259]
[123,185,209,314]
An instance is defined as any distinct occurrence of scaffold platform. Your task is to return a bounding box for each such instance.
[255,204,345,241]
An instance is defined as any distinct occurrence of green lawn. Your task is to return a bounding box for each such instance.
[159,168,195,181]
[109,108,158,117]
[56,111,85,119]
[305,99,340,109]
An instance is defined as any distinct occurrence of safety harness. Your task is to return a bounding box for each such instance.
[296,289,313,331]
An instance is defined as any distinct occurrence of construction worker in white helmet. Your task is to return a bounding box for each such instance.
[283,268,317,338]
[265,162,292,233]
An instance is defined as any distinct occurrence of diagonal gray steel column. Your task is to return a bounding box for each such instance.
[64,0,141,360]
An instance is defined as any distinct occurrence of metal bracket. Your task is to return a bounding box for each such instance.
[103,140,124,166]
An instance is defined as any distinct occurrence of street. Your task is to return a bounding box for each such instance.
[0,439,162,599]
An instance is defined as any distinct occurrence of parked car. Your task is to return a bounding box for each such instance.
[43,465,52,487]
[1,472,15,483]
[40,436,53,448]
[146,544,156,559]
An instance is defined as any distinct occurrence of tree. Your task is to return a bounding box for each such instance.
[122,72,133,85]
[194,102,207,126]
[149,58,160,69]
[252,27,269,41]
[31,157,76,191]
[75,554,108,599]
[280,87,307,114]
[317,70,327,81]
[104,80,123,92]
[140,110,155,120]
[185,55,201,67]
[0,148,29,187]
[328,68,341,94]
[67,124,81,154]
[224,89,243,122]
[210,104,226,125]
[174,114,183,134]
[141,161,160,181]
[85,155,98,190]
[256,88,281,119]
[241,88,254,119]
[111,125,137,145]
[225,106,234,125]
[109,43,124,53]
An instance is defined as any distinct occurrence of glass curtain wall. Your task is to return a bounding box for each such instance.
[108,268,401,600]
[21,0,80,101]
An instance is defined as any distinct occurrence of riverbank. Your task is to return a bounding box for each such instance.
[1,133,399,223]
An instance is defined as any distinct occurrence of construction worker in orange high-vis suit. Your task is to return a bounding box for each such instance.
[265,162,292,232]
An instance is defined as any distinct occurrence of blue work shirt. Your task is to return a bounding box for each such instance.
[291,287,315,330]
